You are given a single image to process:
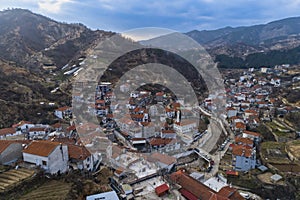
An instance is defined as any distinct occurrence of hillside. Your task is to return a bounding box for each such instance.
[0,59,70,127]
[187,17,300,67]
[0,9,113,72]
[0,9,114,127]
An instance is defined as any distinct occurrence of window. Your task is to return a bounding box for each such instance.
[42,160,47,166]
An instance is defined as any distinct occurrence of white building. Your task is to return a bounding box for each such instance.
[86,191,119,200]
[54,106,72,119]
[13,121,34,134]
[28,126,49,139]
[23,141,69,174]
[226,107,237,118]
[68,144,101,172]
[174,119,197,134]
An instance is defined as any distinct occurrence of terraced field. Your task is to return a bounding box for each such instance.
[0,168,35,192]
[19,180,72,200]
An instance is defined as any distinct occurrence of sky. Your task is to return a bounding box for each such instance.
[1,0,300,32]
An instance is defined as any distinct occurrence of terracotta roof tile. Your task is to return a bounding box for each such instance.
[155,183,169,196]
[12,121,33,128]
[56,106,71,111]
[23,140,61,157]
[68,144,91,160]
[217,186,245,200]
[243,130,261,137]
[170,170,215,199]
[235,137,253,146]
[232,144,253,157]
[0,128,15,136]
[149,138,173,146]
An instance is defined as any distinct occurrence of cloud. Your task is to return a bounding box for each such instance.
[1,0,300,31]
[37,0,73,14]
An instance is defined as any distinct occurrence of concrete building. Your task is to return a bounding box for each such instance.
[174,119,197,134]
[23,141,68,174]
[54,106,72,119]
[232,144,256,171]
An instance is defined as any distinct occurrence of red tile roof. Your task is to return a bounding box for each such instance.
[171,170,244,200]
[56,106,71,111]
[175,119,197,126]
[235,137,253,146]
[243,130,261,137]
[161,130,176,134]
[179,188,198,200]
[170,170,215,199]
[149,138,173,146]
[12,120,33,128]
[0,128,15,136]
[226,170,239,176]
[232,144,253,157]
[155,183,169,196]
[217,186,245,200]
[67,144,91,160]
[156,92,164,96]
[235,122,246,129]
[23,140,61,157]
[244,109,258,114]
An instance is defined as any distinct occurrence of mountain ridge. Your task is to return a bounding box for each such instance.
[0,8,114,72]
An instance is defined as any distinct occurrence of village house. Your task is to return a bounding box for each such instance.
[232,144,256,171]
[0,140,23,165]
[174,119,197,134]
[242,130,262,143]
[130,91,139,98]
[28,126,49,139]
[149,138,173,149]
[54,106,72,119]
[244,109,258,120]
[0,127,16,139]
[161,129,176,139]
[12,120,34,134]
[67,144,100,171]
[23,141,69,174]
[226,107,237,118]
[96,82,112,97]
[233,121,246,133]
[51,123,63,132]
